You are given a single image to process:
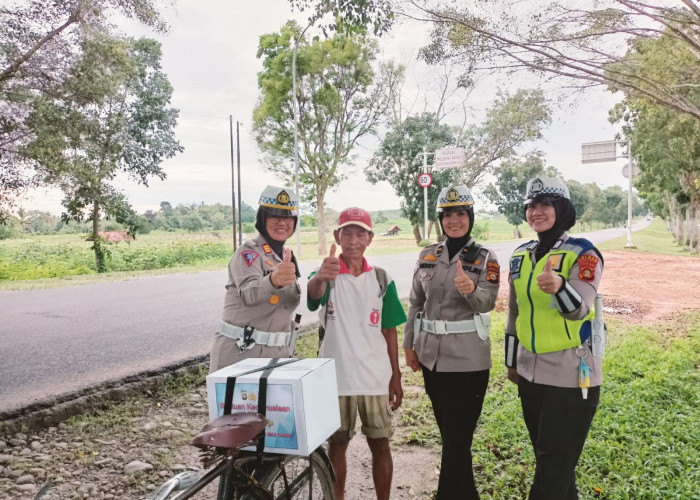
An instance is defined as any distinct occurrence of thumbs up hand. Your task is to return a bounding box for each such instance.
[536,258,563,294]
[454,260,475,295]
[316,243,340,283]
[271,248,297,288]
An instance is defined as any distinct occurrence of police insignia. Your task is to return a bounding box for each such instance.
[424,253,437,261]
[269,294,280,304]
[242,250,259,266]
[265,259,274,267]
[577,255,598,282]
[486,261,500,283]
[276,190,290,205]
[262,243,273,254]
[510,255,523,279]
[446,188,459,201]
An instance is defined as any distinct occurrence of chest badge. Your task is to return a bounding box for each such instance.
[269,294,280,305]
[424,253,437,261]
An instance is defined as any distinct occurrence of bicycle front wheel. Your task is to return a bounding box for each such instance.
[257,448,335,500]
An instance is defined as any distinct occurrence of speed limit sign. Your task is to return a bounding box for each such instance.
[418,172,433,188]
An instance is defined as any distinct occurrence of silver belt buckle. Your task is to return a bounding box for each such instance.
[434,320,447,335]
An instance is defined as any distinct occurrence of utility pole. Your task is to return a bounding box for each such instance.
[423,146,429,240]
[229,115,237,251]
[236,121,243,246]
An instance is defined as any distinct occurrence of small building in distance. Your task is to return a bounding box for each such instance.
[381,225,401,236]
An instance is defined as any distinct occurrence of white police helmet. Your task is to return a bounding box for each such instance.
[524,176,570,204]
[258,186,299,216]
[436,185,474,213]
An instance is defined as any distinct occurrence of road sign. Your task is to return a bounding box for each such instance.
[622,163,640,178]
[418,172,433,188]
[581,141,617,164]
[434,147,464,170]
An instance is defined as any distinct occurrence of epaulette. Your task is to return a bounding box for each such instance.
[565,237,604,264]
[514,240,536,253]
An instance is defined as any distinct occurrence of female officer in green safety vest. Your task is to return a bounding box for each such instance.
[504,176,604,500]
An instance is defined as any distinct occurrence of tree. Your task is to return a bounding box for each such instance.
[407,0,700,120]
[253,21,398,254]
[454,89,551,188]
[288,0,395,36]
[0,0,170,221]
[609,26,700,252]
[24,36,182,271]
[366,113,456,243]
[484,154,559,238]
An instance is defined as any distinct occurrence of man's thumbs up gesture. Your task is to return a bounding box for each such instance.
[536,258,563,294]
[454,260,475,295]
[316,243,340,283]
[271,248,297,288]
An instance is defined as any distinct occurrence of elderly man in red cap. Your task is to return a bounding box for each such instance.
[307,207,406,500]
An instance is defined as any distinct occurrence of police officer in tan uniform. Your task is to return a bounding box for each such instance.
[403,185,500,500]
[209,186,301,372]
[505,176,605,500]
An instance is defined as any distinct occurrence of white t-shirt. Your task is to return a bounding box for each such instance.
[308,257,405,396]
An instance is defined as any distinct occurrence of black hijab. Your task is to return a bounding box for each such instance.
[254,207,301,277]
[532,198,576,262]
[439,206,475,260]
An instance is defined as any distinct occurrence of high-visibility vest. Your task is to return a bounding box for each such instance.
[510,238,596,354]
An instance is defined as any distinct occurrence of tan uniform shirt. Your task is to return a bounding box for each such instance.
[404,238,500,372]
[505,233,604,387]
[209,234,301,371]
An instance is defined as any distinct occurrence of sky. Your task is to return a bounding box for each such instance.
[21,0,634,216]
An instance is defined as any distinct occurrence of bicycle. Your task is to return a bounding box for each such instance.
[149,411,335,499]
[150,358,336,500]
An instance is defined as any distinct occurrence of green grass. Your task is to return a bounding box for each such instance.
[598,217,698,257]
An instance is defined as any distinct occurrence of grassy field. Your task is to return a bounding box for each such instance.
[0,215,662,290]
[598,217,697,256]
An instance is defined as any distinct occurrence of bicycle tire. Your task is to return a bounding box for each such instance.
[255,448,335,500]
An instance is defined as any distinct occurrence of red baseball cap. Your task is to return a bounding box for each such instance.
[337,207,372,232]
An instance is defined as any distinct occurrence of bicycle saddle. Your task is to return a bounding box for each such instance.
[191,412,267,449]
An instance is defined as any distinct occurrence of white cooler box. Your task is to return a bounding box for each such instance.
[206,358,340,456]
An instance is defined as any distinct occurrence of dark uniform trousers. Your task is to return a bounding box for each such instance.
[518,378,600,500]
[421,366,490,500]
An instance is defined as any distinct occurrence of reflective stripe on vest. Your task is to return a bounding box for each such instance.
[511,241,595,354]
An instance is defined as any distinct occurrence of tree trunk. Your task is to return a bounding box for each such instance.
[316,193,327,256]
[688,200,699,254]
[513,225,522,239]
[412,225,421,245]
[92,202,102,273]
[435,221,443,240]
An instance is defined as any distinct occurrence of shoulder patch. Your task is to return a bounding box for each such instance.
[241,250,259,266]
[486,261,500,283]
[577,254,599,282]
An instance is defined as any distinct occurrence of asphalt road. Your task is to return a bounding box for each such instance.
[0,222,649,414]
